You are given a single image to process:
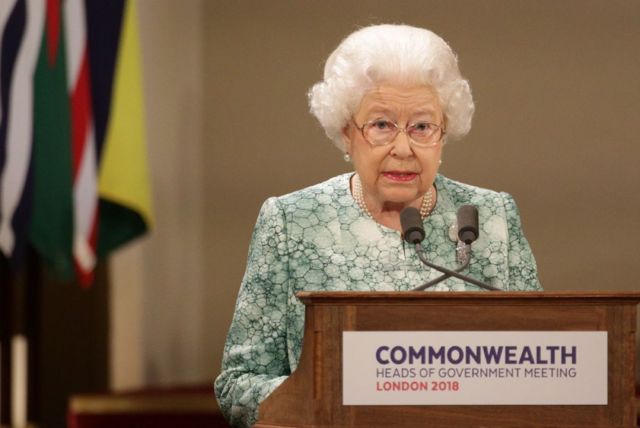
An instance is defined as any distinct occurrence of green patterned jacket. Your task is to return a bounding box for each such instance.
[214,173,542,427]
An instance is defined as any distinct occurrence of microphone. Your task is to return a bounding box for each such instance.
[457,205,479,244]
[401,206,500,292]
[400,207,425,244]
[455,205,478,266]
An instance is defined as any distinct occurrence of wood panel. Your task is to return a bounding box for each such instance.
[257,292,640,427]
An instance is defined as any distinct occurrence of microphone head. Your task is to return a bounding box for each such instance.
[457,205,479,244]
[400,207,425,244]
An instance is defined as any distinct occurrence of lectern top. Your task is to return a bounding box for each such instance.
[296,290,640,305]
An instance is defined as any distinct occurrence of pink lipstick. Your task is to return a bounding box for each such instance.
[382,172,418,182]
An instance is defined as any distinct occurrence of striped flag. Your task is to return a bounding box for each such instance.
[65,0,99,285]
[0,0,45,272]
[0,0,152,286]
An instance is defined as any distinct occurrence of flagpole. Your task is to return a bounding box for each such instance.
[10,339,27,428]
[0,255,12,426]
[11,269,27,428]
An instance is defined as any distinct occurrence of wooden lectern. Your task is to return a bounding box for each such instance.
[255,291,640,427]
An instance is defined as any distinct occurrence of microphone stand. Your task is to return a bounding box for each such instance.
[412,243,500,292]
[413,244,470,291]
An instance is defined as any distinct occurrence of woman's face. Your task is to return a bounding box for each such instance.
[344,84,445,212]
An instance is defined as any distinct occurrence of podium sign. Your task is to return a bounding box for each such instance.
[343,331,607,405]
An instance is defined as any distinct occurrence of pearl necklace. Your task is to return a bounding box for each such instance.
[352,173,435,220]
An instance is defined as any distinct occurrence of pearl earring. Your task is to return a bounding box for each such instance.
[344,153,351,162]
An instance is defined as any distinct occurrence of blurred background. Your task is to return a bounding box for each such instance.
[1,0,639,426]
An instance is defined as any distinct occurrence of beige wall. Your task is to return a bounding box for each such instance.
[111,0,207,388]
[112,0,640,388]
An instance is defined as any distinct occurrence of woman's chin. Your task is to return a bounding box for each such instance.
[377,190,422,206]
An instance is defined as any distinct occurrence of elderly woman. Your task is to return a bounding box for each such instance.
[215,24,541,427]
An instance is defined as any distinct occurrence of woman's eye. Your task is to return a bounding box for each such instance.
[372,120,392,130]
[413,122,429,132]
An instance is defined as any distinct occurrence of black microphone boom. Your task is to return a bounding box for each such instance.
[413,243,500,291]
[400,206,500,292]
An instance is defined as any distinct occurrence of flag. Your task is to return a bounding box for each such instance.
[65,0,100,285]
[29,0,74,279]
[0,0,152,286]
[0,0,45,267]
[90,0,152,261]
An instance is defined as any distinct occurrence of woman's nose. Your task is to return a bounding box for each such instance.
[389,130,414,158]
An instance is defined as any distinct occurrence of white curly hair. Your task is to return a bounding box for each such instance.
[308,24,475,152]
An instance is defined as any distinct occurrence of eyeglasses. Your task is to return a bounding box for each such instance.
[352,118,445,148]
